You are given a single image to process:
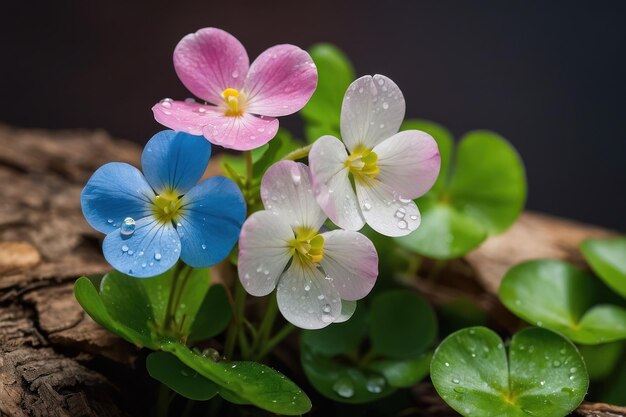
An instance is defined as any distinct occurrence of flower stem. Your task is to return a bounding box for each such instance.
[254,322,295,361]
[163,262,184,332]
[244,150,253,188]
[282,144,312,161]
[224,279,247,358]
[251,294,278,354]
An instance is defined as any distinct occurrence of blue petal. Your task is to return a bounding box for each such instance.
[103,216,181,278]
[141,130,212,194]
[177,176,246,267]
[81,162,154,234]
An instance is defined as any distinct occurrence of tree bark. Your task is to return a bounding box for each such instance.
[0,124,622,416]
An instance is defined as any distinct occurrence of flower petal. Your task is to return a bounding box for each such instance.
[152,100,218,136]
[81,162,154,234]
[373,130,441,199]
[244,44,318,117]
[260,161,326,230]
[320,230,378,300]
[238,211,294,296]
[142,130,211,195]
[276,261,342,329]
[356,179,421,237]
[340,74,405,152]
[177,176,246,268]
[309,135,364,231]
[334,300,357,323]
[173,27,249,104]
[102,216,181,278]
[201,112,279,151]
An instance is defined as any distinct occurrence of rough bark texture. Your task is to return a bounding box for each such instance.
[0,124,622,416]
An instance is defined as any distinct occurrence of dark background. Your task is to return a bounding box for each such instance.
[2,1,625,229]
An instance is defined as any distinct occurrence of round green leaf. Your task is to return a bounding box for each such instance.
[188,284,232,343]
[499,260,626,344]
[301,302,367,356]
[369,290,437,359]
[300,43,354,137]
[162,340,311,415]
[301,345,395,404]
[146,352,219,401]
[581,237,626,299]
[431,327,588,417]
[396,129,526,259]
[368,352,432,388]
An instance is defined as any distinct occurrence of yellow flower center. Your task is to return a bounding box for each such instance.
[152,190,184,224]
[222,88,245,117]
[289,226,325,266]
[345,145,380,181]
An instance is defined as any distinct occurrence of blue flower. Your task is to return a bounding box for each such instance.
[81,130,246,278]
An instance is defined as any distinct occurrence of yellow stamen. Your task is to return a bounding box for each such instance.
[345,145,380,181]
[289,226,325,265]
[222,88,244,117]
[152,190,184,224]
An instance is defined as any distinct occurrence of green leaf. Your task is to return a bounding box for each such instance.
[146,352,219,401]
[301,345,395,404]
[369,290,437,359]
[301,43,354,142]
[397,129,526,259]
[189,284,232,343]
[578,342,624,380]
[581,237,626,299]
[431,327,588,417]
[220,143,270,179]
[499,260,626,344]
[161,340,311,415]
[253,129,302,177]
[368,352,432,388]
[301,302,367,356]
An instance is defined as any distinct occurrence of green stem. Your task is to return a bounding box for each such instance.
[282,144,312,161]
[254,323,295,361]
[163,262,183,331]
[252,294,278,354]
[156,384,174,417]
[357,347,378,368]
[244,150,253,188]
[224,279,247,358]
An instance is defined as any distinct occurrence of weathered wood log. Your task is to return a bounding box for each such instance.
[0,124,622,416]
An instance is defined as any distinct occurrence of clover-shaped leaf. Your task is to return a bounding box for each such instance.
[300,43,354,141]
[577,342,624,380]
[397,123,526,259]
[146,352,219,401]
[499,260,626,344]
[161,340,311,415]
[431,327,588,417]
[581,236,626,299]
[301,290,436,404]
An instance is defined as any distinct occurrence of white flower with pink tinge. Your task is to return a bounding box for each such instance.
[309,75,441,237]
[153,27,317,151]
[238,161,378,329]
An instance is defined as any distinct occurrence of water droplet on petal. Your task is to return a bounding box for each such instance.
[154,253,162,261]
[121,245,129,253]
[397,220,408,229]
[120,217,136,236]
[232,70,239,78]
[382,102,389,109]
[202,244,207,250]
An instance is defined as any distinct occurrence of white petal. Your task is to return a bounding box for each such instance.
[334,300,357,323]
[260,161,326,231]
[238,211,294,296]
[340,74,405,152]
[276,261,342,330]
[356,179,421,237]
[320,230,378,300]
[309,135,365,231]
[373,130,441,199]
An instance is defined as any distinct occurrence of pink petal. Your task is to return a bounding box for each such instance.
[174,28,249,104]
[152,100,217,136]
[373,130,441,199]
[309,135,365,231]
[244,44,318,117]
[260,161,326,231]
[238,211,294,297]
[320,230,378,300]
[201,112,279,151]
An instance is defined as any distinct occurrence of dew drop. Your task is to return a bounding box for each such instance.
[333,378,354,398]
[120,217,136,236]
[107,219,113,224]
[453,387,466,394]
[154,253,162,261]
[552,360,561,367]
[322,304,331,313]
[202,244,207,250]
[304,284,311,291]
[232,70,239,78]
[397,220,408,229]
[382,102,389,109]
[452,378,460,384]
[569,367,577,373]
[445,362,450,367]
[121,245,129,253]
[366,376,386,393]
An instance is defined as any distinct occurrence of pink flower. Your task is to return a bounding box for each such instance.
[153,27,318,151]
